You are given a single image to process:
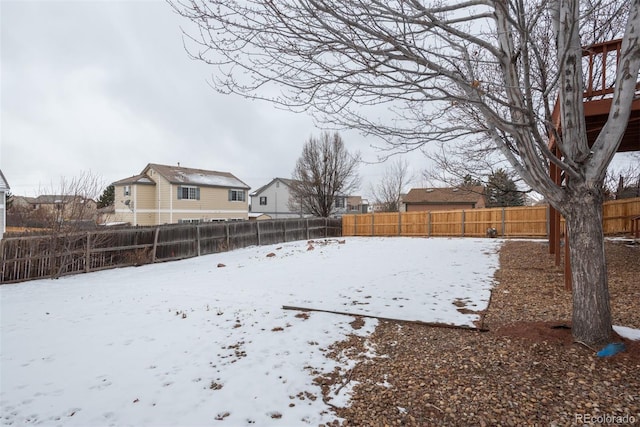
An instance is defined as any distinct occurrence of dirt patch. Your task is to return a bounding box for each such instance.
[349,316,365,330]
[319,240,640,427]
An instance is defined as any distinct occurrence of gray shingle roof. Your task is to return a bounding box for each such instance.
[250,177,298,196]
[146,163,250,189]
[403,186,485,204]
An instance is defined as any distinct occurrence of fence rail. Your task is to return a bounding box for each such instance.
[342,198,640,238]
[1,218,341,284]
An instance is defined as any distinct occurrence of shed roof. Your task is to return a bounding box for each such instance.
[403,186,485,204]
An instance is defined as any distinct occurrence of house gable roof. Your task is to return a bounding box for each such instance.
[0,169,9,191]
[250,177,298,196]
[404,186,485,205]
[112,173,156,186]
[145,163,250,189]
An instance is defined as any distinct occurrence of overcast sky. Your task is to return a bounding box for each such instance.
[1,0,425,198]
[1,1,635,200]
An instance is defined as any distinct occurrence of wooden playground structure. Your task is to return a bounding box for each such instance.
[548,39,640,289]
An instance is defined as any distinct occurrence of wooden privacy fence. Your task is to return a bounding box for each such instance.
[342,197,640,238]
[0,218,341,284]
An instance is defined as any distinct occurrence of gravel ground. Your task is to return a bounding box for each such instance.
[318,239,640,427]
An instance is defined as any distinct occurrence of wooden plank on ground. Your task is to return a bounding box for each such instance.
[282,305,488,332]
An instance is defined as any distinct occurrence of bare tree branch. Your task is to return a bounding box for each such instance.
[171,0,640,345]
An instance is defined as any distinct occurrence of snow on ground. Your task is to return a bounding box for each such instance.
[614,325,640,341]
[0,237,501,426]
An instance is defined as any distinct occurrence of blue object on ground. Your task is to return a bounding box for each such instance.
[596,342,626,357]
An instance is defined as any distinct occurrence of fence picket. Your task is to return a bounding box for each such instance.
[1,218,342,284]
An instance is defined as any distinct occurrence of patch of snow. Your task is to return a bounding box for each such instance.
[0,237,501,426]
[614,325,640,341]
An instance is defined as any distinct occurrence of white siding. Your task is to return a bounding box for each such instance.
[251,180,301,219]
[0,190,5,237]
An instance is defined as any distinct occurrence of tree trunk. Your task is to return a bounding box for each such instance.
[565,189,612,346]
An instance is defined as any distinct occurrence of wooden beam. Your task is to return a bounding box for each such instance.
[282,305,489,332]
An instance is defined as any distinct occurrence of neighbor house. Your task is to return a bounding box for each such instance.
[402,186,486,212]
[0,170,9,237]
[30,195,97,221]
[112,163,250,226]
[344,196,370,214]
[249,178,304,219]
[250,177,357,218]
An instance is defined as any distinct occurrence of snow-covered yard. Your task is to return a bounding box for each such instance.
[0,237,502,426]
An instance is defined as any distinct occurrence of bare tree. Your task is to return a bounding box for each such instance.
[33,171,103,277]
[604,154,640,199]
[370,159,412,212]
[289,132,360,217]
[172,0,640,345]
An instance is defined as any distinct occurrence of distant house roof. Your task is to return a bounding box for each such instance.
[112,173,156,186]
[144,163,250,189]
[33,195,94,204]
[33,195,71,204]
[403,186,485,205]
[250,177,298,196]
[0,170,9,191]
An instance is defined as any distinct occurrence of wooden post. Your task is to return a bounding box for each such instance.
[427,212,432,237]
[554,211,561,266]
[501,208,506,237]
[283,220,287,242]
[371,212,375,236]
[196,225,201,257]
[398,211,401,236]
[152,226,160,262]
[564,231,571,290]
[546,205,550,240]
[305,218,310,240]
[461,210,466,237]
[225,223,230,250]
[256,221,261,246]
[354,215,357,236]
[85,232,91,273]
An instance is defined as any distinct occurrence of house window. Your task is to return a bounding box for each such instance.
[335,197,345,208]
[228,189,246,202]
[259,196,267,205]
[177,186,200,200]
[124,186,130,196]
[178,218,201,224]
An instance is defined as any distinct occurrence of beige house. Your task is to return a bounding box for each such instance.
[112,163,250,226]
[403,186,486,212]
